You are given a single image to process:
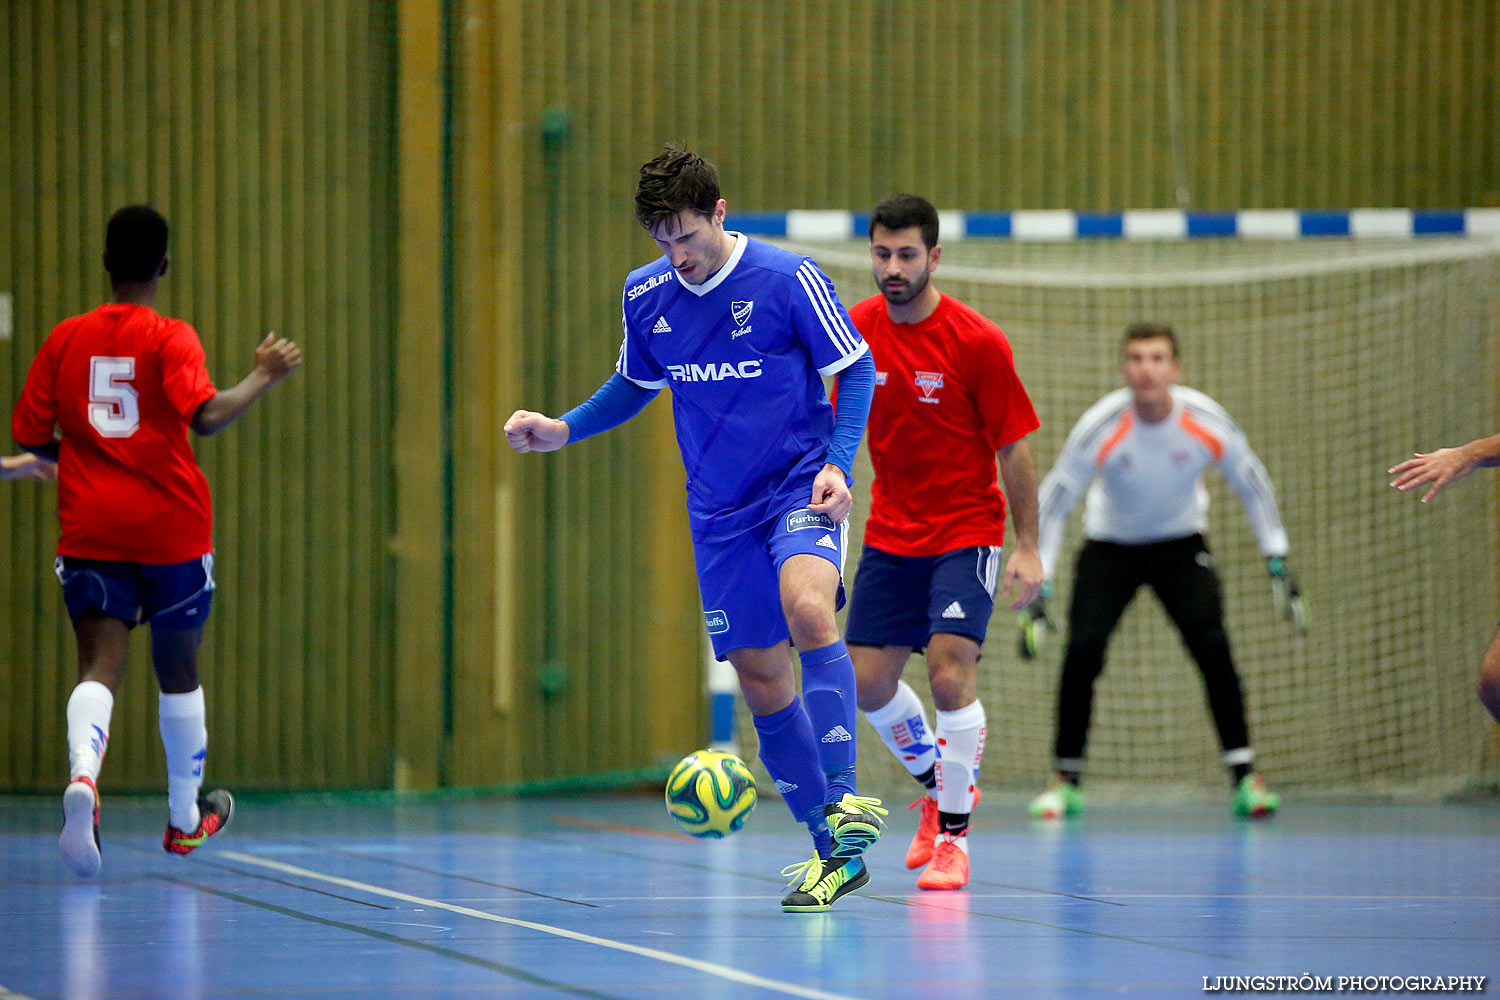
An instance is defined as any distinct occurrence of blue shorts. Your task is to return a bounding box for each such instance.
[54,553,216,630]
[845,544,1002,650]
[693,502,848,659]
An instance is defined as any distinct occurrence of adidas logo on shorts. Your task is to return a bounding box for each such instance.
[652,316,672,334]
[815,534,837,550]
[941,601,966,620]
[822,725,853,743]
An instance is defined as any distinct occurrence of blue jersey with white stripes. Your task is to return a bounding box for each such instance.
[617,233,868,536]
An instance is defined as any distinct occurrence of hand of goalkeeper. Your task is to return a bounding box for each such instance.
[1266,556,1307,633]
[1017,581,1055,660]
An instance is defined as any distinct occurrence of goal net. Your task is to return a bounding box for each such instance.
[748,236,1500,800]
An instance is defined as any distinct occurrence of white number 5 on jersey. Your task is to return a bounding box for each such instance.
[89,356,140,437]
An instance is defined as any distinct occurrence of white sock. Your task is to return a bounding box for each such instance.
[935,831,971,855]
[934,699,987,816]
[66,681,114,783]
[863,680,937,788]
[159,687,207,832]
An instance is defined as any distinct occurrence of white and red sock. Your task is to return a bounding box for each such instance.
[934,699,986,827]
[66,681,114,784]
[864,680,938,793]
[160,687,208,832]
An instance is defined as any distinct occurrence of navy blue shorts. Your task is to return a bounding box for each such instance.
[54,553,216,630]
[693,501,849,660]
[845,544,1002,650]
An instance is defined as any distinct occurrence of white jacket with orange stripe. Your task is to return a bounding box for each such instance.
[1038,385,1289,578]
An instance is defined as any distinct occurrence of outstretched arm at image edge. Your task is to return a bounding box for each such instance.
[1390,432,1500,503]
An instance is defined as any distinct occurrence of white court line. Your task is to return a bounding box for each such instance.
[219,850,865,1000]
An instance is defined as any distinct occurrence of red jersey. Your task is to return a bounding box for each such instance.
[12,303,218,563]
[847,293,1039,556]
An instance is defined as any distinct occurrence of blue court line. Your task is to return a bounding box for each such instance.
[218,849,870,1000]
[155,875,620,1000]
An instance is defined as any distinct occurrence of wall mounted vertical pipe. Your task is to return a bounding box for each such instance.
[437,0,457,784]
[539,109,571,704]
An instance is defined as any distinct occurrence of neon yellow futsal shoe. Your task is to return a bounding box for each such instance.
[1233,774,1280,818]
[780,855,870,912]
[1029,780,1083,819]
[825,793,888,859]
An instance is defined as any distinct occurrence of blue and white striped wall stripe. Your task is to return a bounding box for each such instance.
[729,209,1500,240]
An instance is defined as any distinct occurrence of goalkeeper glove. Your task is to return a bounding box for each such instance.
[1266,556,1307,633]
[1017,581,1055,660]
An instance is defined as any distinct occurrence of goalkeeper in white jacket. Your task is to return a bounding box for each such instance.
[1023,323,1301,819]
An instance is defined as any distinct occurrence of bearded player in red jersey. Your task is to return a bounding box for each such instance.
[843,195,1043,890]
[12,205,302,877]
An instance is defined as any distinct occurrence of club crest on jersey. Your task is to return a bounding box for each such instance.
[874,371,888,386]
[915,370,945,403]
[704,609,730,634]
[786,509,836,532]
[730,299,753,339]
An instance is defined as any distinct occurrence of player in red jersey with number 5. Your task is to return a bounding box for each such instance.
[12,205,302,877]
[843,195,1043,890]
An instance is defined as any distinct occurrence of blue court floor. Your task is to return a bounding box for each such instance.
[0,789,1495,999]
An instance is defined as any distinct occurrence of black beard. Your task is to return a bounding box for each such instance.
[881,270,928,305]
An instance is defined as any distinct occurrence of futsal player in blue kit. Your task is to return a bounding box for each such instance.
[505,145,886,912]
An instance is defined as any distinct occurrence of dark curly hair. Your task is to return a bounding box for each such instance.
[634,144,721,234]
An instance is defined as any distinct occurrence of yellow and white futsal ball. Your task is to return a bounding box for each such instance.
[664,749,757,838]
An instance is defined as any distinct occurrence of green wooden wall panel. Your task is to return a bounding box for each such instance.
[1,1,397,793]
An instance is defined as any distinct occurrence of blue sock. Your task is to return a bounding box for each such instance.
[752,697,831,852]
[800,639,859,801]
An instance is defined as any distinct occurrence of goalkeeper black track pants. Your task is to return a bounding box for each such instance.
[1052,534,1251,764]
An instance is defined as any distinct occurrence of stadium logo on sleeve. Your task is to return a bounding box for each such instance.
[730,299,754,338]
[628,271,674,300]
[786,510,836,532]
[704,609,730,634]
[915,371,945,403]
